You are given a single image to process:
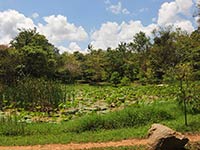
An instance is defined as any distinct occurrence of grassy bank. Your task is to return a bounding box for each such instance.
[0,83,200,146]
[0,100,200,146]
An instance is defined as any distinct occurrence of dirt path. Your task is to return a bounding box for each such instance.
[0,134,199,150]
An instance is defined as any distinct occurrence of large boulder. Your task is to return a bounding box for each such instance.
[148,124,189,150]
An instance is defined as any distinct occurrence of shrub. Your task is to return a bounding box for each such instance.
[66,105,173,133]
[120,76,131,86]
[110,72,121,86]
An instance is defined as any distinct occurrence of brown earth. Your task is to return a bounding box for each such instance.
[0,134,199,150]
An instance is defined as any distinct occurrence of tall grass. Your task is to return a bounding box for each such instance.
[1,77,66,111]
[0,101,199,146]
[0,115,27,136]
[66,103,174,133]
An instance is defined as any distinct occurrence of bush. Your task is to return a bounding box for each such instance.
[120,76,131,86]
[110,72,121,86]
[66,105,173,133]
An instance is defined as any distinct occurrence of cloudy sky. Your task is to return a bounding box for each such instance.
[0,0,199,53]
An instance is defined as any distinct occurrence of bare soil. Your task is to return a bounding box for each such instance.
[0,134,199,150]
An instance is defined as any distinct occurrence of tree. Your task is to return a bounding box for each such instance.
[20,46,50,77]
[82,49,107,82]
[105,43,137,81]
[0,45,20,85]
[57,52,82,83]
[175,63,193,126]
[189,29,200,79]
[10,28,37,49]
[129,31,151,53]
[149,27,183,80]
[128,32,151,81]
[73,51,85,62]
[10,28,59,78]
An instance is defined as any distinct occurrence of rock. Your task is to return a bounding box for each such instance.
[148,124,189,150]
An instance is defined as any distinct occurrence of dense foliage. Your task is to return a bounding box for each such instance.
[0,27,200,85]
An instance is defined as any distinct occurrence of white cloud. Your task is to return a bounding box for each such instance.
[58,46,69,54]
[91,21,157,49]
[174,20,194,32]
[158,2,179,25]
[91,22,119,49]
[0,10,88,50]
[106,2,130,15]
[0,10,35,44]
[58,42,83,54]
[157,0,194,32]
[69,42,82,51]
[176,0,193,15]
[38,15,88,45]
[32,12,39,19]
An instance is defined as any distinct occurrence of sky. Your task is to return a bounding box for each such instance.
[0,0,199,53]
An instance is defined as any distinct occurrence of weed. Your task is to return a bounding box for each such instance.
[0,115,27,136]
[2,77,66,111]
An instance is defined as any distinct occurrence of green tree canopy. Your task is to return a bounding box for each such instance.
[10,28,59,78]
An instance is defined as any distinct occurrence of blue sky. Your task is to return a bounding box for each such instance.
[0,0,198,53]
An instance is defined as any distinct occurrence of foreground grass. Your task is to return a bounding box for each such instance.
[0,83,200,146]
[0,106,199,146]
[0,125,149,146]
[0,117,199,146]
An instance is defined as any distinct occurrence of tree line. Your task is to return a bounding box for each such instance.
[0,26,200,86]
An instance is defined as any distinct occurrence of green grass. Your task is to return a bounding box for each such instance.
[0,116,26,136]
[0,114,199,146]
[0,126,149,146]
[65,103,173,133]
[0,101,200,146]
[0,83,200,146]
